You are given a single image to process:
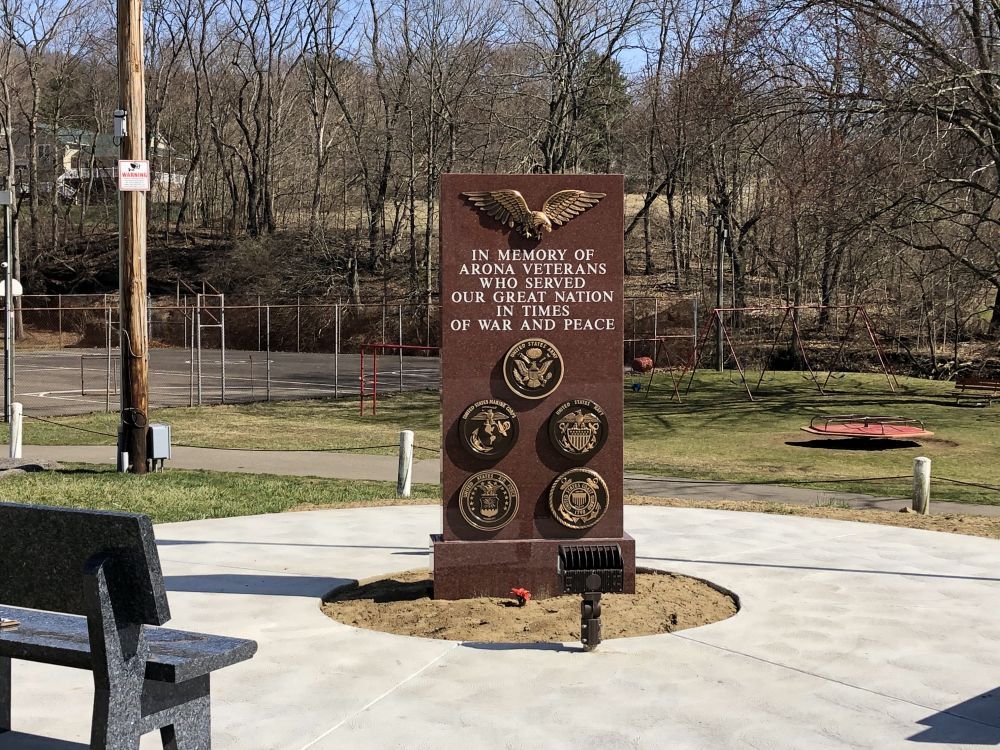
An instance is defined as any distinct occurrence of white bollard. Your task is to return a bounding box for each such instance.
[397,429,414,498]
[913,456,931,515]
[8,402,21,459]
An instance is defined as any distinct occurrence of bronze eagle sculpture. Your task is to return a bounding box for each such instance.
[462,189,606,239]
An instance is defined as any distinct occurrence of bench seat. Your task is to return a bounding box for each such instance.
[955,379,999,404]
[0,605,256,683]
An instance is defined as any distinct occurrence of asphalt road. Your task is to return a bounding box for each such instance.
[12,348,441,416]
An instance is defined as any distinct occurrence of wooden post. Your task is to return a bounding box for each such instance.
[118,0,149,474]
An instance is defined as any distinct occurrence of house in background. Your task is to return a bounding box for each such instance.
[2,123,187,203]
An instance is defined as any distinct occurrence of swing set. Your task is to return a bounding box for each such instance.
[664,304,899,402]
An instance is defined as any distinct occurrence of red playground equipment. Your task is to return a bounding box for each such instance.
[800,415,934,440]
[359,343,439,415]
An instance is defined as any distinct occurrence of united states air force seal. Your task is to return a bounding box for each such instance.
[548,399,608,461]
[459,470,519,531]
[458,400,518,460]
[503,338,564,399]
[549,468,610,529]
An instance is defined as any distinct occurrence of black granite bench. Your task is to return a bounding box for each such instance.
[0,502,257,749]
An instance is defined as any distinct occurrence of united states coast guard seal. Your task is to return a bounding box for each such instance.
[549,468,610,529]
[502,338,564,399]
[548,399,608,461]
[459,470,519,531]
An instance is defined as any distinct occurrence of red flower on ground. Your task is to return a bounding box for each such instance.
[510,587,531,607]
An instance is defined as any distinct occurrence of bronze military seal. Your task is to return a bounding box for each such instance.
[548,399,608,461]
[459,470,519,531]
[549,468,610,529]
[502,338,564,400]
[458,400,518,460]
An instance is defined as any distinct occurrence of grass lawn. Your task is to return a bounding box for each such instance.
[14,390,442,456]
[626,371,1000,505]
[0,464,438,524]
[6,372,999,505]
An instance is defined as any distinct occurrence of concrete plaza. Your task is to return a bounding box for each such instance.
[3,504,1000,749]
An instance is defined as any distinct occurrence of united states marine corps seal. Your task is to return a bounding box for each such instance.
[459,400,518,460]
[548,400,608,461]
[459,470,519,531]
[503,338,563,399]
[549,468,610,529]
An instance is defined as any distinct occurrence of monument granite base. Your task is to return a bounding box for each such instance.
[431,534,636,600]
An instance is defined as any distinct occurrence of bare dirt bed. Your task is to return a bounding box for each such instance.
[322,568,738,643]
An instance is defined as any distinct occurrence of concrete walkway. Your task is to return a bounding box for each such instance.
[24,444,1000,516]
[622,472,1000,516]
[4,505,1000,749]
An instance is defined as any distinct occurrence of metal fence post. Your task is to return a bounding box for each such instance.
[398,303,403,393]
[189,304,194,407]
[631,299,636,361]
[106,306,112,413]
[196,295,202,405]
[692,298,699,361]
[266,305,271,402]
[652,298,658,364]
[220,294,226,404]
[334,303,340,399]
[58,294,63,348]
[296,295,301,353]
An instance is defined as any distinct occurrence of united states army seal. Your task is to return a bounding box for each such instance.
[549,468,610,529]
[458,400,518,460]
[459,470,519,531]
[502,338,564,400]
[548,400,608,461]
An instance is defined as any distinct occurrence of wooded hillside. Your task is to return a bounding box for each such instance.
[1,0,999,367]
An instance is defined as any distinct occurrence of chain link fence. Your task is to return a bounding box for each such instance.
[4,294,699,417]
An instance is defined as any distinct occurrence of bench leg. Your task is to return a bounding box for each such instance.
[159,694,210,750]
[0,656,10,733]
[91,688,141,750]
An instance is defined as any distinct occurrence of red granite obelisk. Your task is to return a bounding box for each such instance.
[432,173,634,599]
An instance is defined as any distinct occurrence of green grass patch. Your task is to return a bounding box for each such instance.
[0,463,439,524]
[15,390,441,456]
[9,372,1000,507]
[624,371,1000,505]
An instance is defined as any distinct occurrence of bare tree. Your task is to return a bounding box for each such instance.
[513,0,649,172]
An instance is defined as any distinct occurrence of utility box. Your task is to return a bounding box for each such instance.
[147,423,171,471]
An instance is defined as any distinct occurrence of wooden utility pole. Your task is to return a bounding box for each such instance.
[118,0,149,473]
